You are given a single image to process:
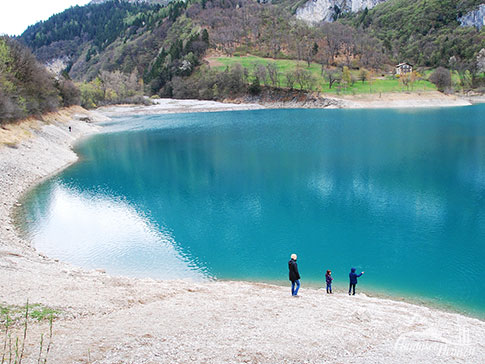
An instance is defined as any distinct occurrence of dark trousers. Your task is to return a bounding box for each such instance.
[349,283,356,295]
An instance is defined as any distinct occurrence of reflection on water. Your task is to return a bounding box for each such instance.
[19,106,485,317]
[22,183,208,280]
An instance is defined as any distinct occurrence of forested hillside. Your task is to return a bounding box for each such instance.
[21,1,165,74]
[344,0,485,68]
[0,36,79,123]
[8,0,485,107]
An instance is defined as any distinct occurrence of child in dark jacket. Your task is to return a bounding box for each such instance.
[325,270,333,294]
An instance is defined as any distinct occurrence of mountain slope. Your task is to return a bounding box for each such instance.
[16,0,485,99]
[0,36,78,122]
[344,0,485,67]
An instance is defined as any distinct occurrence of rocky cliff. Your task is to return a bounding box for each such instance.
[459,3,485,30]
[296,0,388,23]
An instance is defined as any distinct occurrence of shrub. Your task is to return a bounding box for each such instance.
[248,77,262,95]
[429,67,452,92]
[57,79,81,107]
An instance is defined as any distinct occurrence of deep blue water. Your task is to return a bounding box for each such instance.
[18,106,485,317]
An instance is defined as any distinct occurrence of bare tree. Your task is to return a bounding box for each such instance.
[266,62,279,87]
[358,34,386,70]
[254,64,267,86]
[285,71,295,90]
[294,68,316,90]
[399,73,411,91]
[318,50,331,76]
[325,69,342,89]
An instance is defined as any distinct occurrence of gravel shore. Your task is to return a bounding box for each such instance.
[97,91,475,119]
[1,103,484,363]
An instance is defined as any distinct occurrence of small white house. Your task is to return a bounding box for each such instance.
[395,62,413,75]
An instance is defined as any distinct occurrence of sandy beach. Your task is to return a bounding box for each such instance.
[1,101,485,363]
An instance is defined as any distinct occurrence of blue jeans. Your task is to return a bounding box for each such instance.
[291,280,300,296]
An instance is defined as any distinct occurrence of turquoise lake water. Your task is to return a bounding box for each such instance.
[18,106,485,317]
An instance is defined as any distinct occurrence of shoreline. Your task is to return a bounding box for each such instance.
[95,91,481,118]
[229,277,485,320]
[236,90,476,110]
[1,103,485,363]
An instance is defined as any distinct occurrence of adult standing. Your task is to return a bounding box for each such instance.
[288,253,301,296]
[349,267,364,295]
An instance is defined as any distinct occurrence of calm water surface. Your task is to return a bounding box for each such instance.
[18,106,485,317]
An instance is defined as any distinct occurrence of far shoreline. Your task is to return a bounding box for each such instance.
[95,90,482,118]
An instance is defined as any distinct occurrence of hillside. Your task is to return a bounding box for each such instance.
[0,36,79,123]
[13,0,485,104]
[343,0,485,68]
[20,1,166,80]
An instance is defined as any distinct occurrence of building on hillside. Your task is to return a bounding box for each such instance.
[395,62,413,75]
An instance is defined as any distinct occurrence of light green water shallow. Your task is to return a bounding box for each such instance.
[18,105,485,318]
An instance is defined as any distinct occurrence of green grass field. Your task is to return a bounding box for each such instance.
[208,55,437,94]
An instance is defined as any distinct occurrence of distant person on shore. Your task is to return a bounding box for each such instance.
[325,270,333,294]
[349,267,364,295]
[288,254,300,297]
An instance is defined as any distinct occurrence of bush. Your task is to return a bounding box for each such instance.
[78,80,104,109]
[78,70,145,108]
[57,79,81,107]
[248,77,262,95]
[429,67,452,92]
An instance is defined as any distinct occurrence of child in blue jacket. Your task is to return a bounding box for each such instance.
[349,267,364,295]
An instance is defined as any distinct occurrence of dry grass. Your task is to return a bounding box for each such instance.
[0,106,87,147]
